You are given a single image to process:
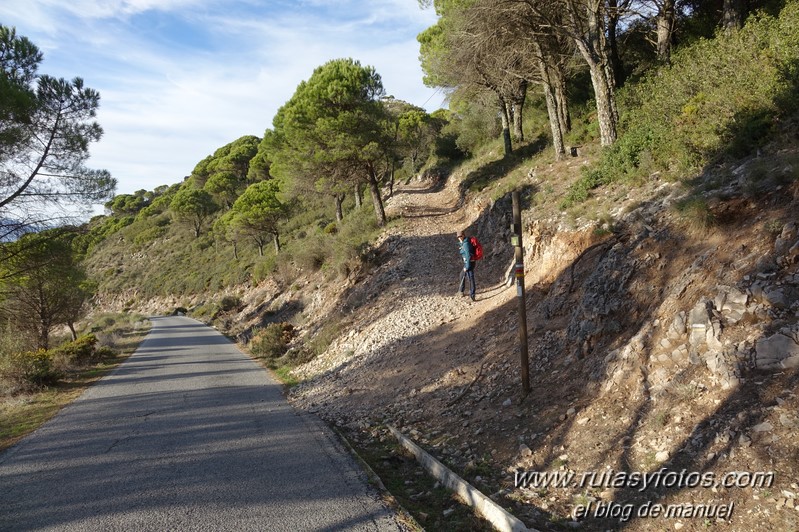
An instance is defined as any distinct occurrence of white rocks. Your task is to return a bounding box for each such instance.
[715,285,748,323]
[755,329,799,369]
[752,421,774,432]
[779,414,799,429]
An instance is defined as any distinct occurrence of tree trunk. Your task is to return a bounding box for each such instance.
[68,322,77,341]
[511,79,527,142]
[386,164,395,198]
[588,61,618,146]
[38,322,49,350]
[499,98,513,156]
[723,0,744,33]
[543,80,566,160]
[569,0,618,146]
[232,241,238,260]
[273,233,281,253]
[534,40,566,160]
[656,0,676,63]
[606,0,626,86]
[366,171,387,226]
[555,70,571,133]
[334,193,344,222]
[354,183,363,209]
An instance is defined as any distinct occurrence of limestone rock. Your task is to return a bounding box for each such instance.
[756,332,799,369]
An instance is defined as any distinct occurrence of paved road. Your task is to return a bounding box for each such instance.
[0,316,404,531]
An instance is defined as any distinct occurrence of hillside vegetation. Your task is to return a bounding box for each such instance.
[80,1,799,325]
[3,2,799,530]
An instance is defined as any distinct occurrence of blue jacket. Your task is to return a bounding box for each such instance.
[459,238,474,270]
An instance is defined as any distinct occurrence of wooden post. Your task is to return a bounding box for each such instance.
[512,191,531,394]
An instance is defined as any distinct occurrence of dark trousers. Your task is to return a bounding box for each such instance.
[459,267,476,299]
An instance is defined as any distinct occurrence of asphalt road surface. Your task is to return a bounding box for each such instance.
[0,316,405,531]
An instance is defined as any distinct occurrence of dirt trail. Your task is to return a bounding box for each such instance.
[290,176,517,426]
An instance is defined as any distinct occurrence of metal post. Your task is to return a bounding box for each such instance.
[512,191,531,394]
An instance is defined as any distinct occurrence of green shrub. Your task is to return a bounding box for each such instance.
[249,323,294,360]
[133,225,167,245]
[52,334,99,365]
[1,349,60,389]
[576,4,799,200]
[219,295,241,312]
[560,168,608,208]
[95,346,115,358]
[674,197,716,231]
[292,236,330,271]
[277,346,316,367]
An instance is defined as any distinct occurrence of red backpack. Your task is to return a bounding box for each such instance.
[469,236,483,261]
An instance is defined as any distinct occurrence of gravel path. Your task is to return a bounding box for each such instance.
[290,177,514,426]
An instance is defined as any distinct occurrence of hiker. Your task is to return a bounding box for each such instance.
[457,230,476,301]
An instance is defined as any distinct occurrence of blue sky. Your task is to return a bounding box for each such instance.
[0,1,442,199]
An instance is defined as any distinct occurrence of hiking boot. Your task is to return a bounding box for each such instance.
[470,295,476,301]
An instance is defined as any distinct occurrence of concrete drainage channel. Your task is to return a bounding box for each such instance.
[387,425,534,532]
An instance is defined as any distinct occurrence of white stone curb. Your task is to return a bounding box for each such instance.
[388,425,534,532]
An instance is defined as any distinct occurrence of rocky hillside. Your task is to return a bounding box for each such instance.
[274,146,799,531]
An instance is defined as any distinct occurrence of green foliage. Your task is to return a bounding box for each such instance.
[270,58,390,226]
[1,314,145,394]
[443,94,501,156]
[560,168,609,208]
[132,224,167,245]
[170,186,218,237]
[0,229,92,349]
[51,334,99,365]
[136,186,178,220]
[191,135,260,187]
[248,323,294,361]
[0,25,116,221]
[674,196,716,231]
[305,318,343,358]
[219,295,241,312]
[105,192,148,216]
[204,170,242,208]
[560,3,799,204]
[0,349,59,389]
[622,5,798,180]
[73,214,134,255]
[228,179,285,254]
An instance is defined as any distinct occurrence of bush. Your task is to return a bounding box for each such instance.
[51,334,99,365]
[0,349,60,389]
[674,197,716,231]
[133,225,168,245]
[577,4,799,197]
[219,295,242,312]
[249,323,294,361]
[560,168,608,208]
